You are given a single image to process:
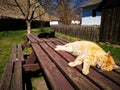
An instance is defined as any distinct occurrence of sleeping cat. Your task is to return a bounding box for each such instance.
[38,31,55,38]
[55,41,119,75]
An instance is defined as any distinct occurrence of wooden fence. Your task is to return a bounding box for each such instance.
[51,25,100,42]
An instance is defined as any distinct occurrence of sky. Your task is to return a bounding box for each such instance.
[70,0,88,8]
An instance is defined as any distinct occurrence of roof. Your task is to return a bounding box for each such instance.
[94,0,120,12]
[97,0,120,9]
[81,0,102,7]
[49,15,60,21]
[0,0,50,21]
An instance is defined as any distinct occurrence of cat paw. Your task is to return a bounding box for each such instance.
[68,62,76,67]
[55,48,59,51]
[55,45,63,51]
[82,69,89,75]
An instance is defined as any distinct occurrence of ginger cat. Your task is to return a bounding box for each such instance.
[55,41,119,75]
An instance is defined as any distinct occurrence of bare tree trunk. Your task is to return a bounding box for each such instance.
[26,20,31,34]
[40,21,44,32]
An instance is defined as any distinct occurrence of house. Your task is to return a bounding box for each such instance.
[81,0,102,25]
[94,0,120,44]
[49,15,60,25]
[0,0,50,31]
[71,15,81,25]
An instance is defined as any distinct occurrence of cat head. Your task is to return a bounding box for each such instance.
[50,31,55,35]
[49,31,55,37]
[98,51,119,71]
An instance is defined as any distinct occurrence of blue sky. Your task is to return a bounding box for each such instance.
[70,0,88,8]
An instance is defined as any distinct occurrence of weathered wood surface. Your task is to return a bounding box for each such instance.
[26,34,66,43]
[100,7,120,45]
[23,63,40,71]
[26,34,120,90]
[12,44,23,90]
[0,44,23,90]
[0,61,14,90]
[31,43,74,90]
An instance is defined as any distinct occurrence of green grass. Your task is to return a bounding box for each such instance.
[98,43,120,60]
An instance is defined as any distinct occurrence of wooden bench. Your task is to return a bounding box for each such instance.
[0,44,24,90]
[24,34,120,90]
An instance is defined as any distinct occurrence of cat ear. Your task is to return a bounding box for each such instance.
[106,51,111,57]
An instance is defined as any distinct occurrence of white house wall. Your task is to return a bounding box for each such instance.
[82,16,101,25]
[71,20,80,24]
[81,4,101,25]
[50,21,59,25]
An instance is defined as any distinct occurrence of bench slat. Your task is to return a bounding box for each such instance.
[23,63,40,71]
[0,62,14,90]
[17,44,24,61]
[10,44,17,61]
[0,44,17,90]
[31,43,74,90]
[93,67,120,86]
[25,52,37,64]
[10,44,23,90]
[12,61,22,90]
[26,34,37,43]
[30,34,43,42]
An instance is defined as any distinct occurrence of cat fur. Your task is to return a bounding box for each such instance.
[55,41,119,75]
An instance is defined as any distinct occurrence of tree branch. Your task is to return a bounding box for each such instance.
[14,0,26,16]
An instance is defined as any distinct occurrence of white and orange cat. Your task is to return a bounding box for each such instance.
[55,41,119,75]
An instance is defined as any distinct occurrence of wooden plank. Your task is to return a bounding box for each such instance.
[13,61,23,90]
[0,61,14,90]
[39,42,99,90]
[30,34,43,42]
[0,44,17,89]
[114,68,120,74]
[17,44,24,61]
[23,63,40,71]
[31,43,74,90]
[93,67,120,86]
[10,44,17,61]
[22,40,29,48]
[46,38,58,42]
[47,41,120,89]
[25,52,37,64]
[11,44,23,90]
[26,34,37,43]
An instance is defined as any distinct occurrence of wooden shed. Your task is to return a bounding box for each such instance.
[95,0,120,44]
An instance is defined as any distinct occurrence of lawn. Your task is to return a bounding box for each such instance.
[0,28,120,81]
